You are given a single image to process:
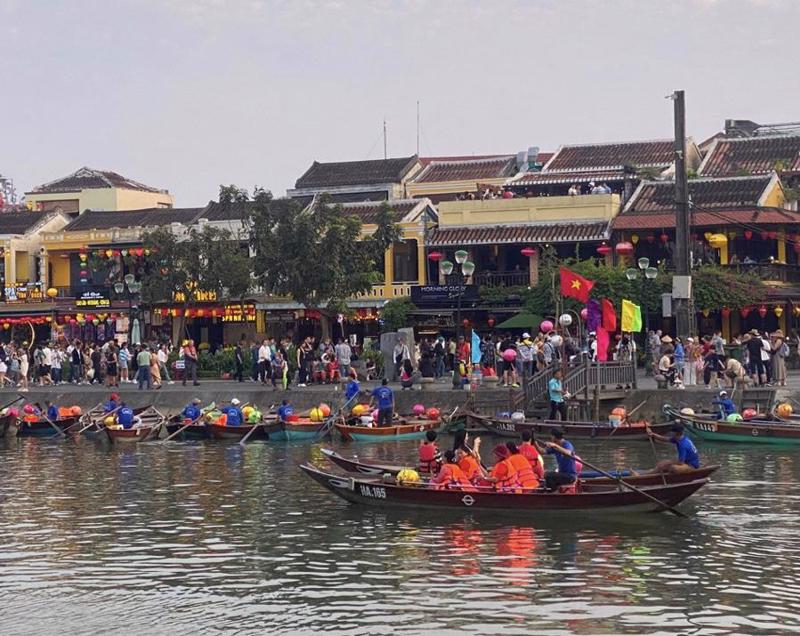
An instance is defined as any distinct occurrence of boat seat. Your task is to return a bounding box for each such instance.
[557,483,577,494]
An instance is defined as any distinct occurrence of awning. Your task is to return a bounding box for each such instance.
[427,221,609,247]
[495,312,543,330]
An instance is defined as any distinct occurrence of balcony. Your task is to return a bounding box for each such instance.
[473,271,530,287]
[724,263,800,283]
[354,283,413,300]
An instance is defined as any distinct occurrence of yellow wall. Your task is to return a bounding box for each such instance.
[406,177,510,199]
[763,182,785,208]
[26,187,174,212]
[15,251,28,282]
[115,188,174,210]
[49,251,71,286]
[437,193,620,226]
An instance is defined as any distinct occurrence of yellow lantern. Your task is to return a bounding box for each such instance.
[631,234,639,244]
[105,249,113,258]
[793,306,800,317]
[701,308,711,317]
[707,233,728,248]
[774,306,784,318]
[46,287,58,299]
[704,232,712,240]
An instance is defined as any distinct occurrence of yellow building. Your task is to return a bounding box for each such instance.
[25,167,174,214]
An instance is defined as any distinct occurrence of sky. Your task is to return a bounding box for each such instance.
[2,0,799,207]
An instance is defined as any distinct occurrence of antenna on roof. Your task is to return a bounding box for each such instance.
[383,118,388,160]
[416,101,420,156]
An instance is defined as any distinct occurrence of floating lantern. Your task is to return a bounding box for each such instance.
[520,247,537,258]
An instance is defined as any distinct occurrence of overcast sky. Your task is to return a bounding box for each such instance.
[2,0,798,206]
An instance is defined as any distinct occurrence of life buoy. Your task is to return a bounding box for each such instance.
[752,428,759,436]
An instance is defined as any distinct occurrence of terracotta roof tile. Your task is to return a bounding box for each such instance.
[412,156,516,183]
[626,175,772,213]
[545,140,674,173]
[337,199,424,224]
[699,135,800,177]
[294,156,418,189]
[612,207,800,230]
[28,167,167,194]
[64,207,203,231]
[510,170,628,187]
[427,222,609,247]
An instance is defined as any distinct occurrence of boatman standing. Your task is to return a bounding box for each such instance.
[370,378,394,427]
[646,423,700,474]
[712,390,736,419]
[45,400,59,422]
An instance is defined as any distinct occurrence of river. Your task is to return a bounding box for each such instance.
[0,435,798,635]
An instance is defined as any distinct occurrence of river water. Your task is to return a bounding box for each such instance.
[1,434,799,635]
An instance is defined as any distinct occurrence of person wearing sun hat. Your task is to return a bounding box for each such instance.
[771,329,788,387]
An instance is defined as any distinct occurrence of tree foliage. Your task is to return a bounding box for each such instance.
[247,191,400,308]
[381,297,416,332]
[692,265,765,311]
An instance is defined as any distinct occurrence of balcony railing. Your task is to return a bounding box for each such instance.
[354,283,413,300]
[473,271,529,287]
[723,263,800,283]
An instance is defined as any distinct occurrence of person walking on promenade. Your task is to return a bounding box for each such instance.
[158,344,173,384]
[234,340,245,383]
[182,339,199,387]
[136,346,152,390]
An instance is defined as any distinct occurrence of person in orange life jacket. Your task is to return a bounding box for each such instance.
[505,442,540,490]
[519,430,545,480]
[454,446,482,483]
[536,428,578,491]
[431,450,476,491]
[418,430,442,475]
[117,403,135,429]
[485,445,521,492]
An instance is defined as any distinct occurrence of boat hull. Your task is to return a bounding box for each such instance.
[335,418,441,442]
[666,406,800,445]
[301,464,708,514]
[281,421,324,441]
[165,420,211,440]
[470,412,671,440]
[16,416,79,437]
[106,426,156,443]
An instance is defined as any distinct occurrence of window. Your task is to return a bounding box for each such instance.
[392,239,418,282]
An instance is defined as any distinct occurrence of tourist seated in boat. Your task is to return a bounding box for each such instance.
[45,400,59,422]
[117,403,135,429]
[223,398,244,426]
[418,430,442,475]
[506,442,541,490]
[181,398,202,423]
[431,450,476,491]
[519,430,545,479]
[537,428,579,491]
[713,390,736,419]
[484,445,521,492]
[277,400,294,422]
[104,392,120,413]
[369,379,394,427]
[646,424,700,474]
[455,445,483,483]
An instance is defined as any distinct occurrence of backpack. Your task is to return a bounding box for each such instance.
[779,342,790,358]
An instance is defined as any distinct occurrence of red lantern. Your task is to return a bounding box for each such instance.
[646,234,655,243]
[427,251,443,262]
[660,233,669,243]
[760,231,768,240]
[488,317,495,328]
[758,305,768,318]
[520,247,537,258]
[596,243,611,256]
[462,318,470,327]
[768,231,778,240]
[793,242,800,254]
[615,241,634,256]
[744,230,753,240]
[721,307,731,318]
[740,307,751,318]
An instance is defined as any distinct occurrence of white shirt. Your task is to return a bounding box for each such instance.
[760,338,771,361]
[258,345,271,363]
[157,349,168,364]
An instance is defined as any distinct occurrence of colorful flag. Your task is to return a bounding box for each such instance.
[602,298,617,332]
[471,330,482,365]
[559,267,594,303]
[586,299,601,332]
[621,299,642,332]
[596,326,610,361]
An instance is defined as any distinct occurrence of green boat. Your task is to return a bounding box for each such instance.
[665,405,800,445]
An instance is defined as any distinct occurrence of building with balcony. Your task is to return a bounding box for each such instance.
[406,154,520,203]
[24,167,174,214]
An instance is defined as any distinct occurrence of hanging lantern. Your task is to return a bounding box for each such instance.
[740,307,751,318]
[631,234,639,244]
[112,250,121,257]
[79,246,88,254]
[520,247,537,258]
[646,234,655,243]
[615,241,634,256]
[660,233,669,243]
[46,287,58,299]
[721,307,731,318]
[580,307,588,321]
[744,230,753,240]
[793,243,800,254]
[775,306,784,318]
[794,306,800,317]
[427,251,443,262]
[487,316,495,328]
[196,309,205,317]
[768,231,778,240]
[79,253,88,262]
[105,249,113,258]
[728,231,737,240]
[701,308,711,317]
[758,305,768,318]
[703,232,712,240]
[707,233,728,249]
[2,323,8,330]
[596,243,611,256]
[462,318,470,327]
[121,249,128,257]
[760,231,768,240]
[144,248,151,256]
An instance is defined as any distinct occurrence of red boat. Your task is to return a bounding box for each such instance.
[319,448,720,486]
[468,412,674,440]
[300,464,709,514]
[104,408,167,444]
[335,417,442,442]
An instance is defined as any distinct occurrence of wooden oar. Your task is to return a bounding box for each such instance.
[608,399,648,439]
[162,414,203,443]
[314,396,357,442]
[238,403,277,446]
[41,412,66,438]
[61,401,103,434]
[76,405,121,435]
[0,395,24,412]
[547,444,688,518]
[648,434,668,486]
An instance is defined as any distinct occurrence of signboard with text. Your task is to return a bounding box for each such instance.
[221,304,256,322]
[76,289,111,308]
[410,284,479,305]
[4,282,44,303]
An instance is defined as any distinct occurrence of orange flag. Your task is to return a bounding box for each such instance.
[559,267,594,303]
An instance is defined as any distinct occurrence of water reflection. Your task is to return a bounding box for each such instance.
[0,435,799,634]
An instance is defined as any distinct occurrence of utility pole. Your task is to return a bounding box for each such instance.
[671,90,693,338]
[383,118,388,159]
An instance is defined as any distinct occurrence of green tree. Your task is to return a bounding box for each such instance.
[381,297,416,332]
[218,184,250,204]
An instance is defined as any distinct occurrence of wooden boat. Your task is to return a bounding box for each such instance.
[468,412,673,440]
[16,415,79,437]
[280,418,327,441]
[665,405,800,445]
[164,415,211,440]
[207,418,283,441]
[79,406,150,439]
[319,448,720,486]
[300,464,709,514]
[105,408,167,444]
[335,417,442,442]
[1,413,17,437]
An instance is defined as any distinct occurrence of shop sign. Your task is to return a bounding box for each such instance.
[221,303,256,322]
[173,284,218,302]
[75,289,111,308]
[410,284,479,305]
[4,282,44,303]
[266,312,296,322]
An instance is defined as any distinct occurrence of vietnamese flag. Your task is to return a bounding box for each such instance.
[601,298,617,332]
[559,267,594,303]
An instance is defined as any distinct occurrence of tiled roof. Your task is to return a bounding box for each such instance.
[337,199,427,224]
[294,156,418,189]
[427,221,609,247]
[28,167,167,194]
[612,207,800,230]
[545,140,674,173]
[291,190,389,208]
[412,156,516,183]
[199,201,251,222]
[64,207,203,231]
[0,211,51,235]
[698,135,800,177]
[509,170,628,187]
[625,175,773,213]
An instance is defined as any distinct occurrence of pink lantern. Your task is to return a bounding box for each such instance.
[540,320,554,333]
[615,241,634,256]
[428,251,443,262]
[412,404,425,416]
[502,348,517,362]
[758,305,768,318]
[596,243,611,256]
[520,247,537,258]
[580,308,588,321]
[371,409,379,423]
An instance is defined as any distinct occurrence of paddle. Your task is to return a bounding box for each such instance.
[648,434,668,486]
[0,395,24,412]
[41,411,66,438]
[314,395,357,442]
[237,403,275,447]
[76,405,121,435]
[545,443,688,518]
[61,401,103,434]
[162,414,204,443]
[609,399,649,439]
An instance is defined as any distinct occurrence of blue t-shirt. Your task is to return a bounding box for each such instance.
[225,406,243,426]
[182,405,201,421]
[104,400,118,413]
[547,439,577,476]
[548,378,563,403]
[673,343,685,364]
[673,436,700,468]
[345,380,361,401]
[714,398,735,416]
[278,404,294,421]
[47,405,59,421]
[118,407,134,428]
[371,386,394,410]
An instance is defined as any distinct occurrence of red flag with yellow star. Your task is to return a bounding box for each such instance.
[559,266,594,303]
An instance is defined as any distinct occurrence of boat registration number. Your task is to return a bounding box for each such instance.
[360,485,387,499]
[495,422,516,432]
[692,422,718,432]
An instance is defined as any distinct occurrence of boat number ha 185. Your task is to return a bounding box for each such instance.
[360,484,387,499]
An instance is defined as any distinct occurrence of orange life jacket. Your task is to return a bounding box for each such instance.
[491,458,520,492]
[520,442,545,479]
[458,455,481,482]
[433,463,476,491]
[507,453,540,490]
[418,441,439,474]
